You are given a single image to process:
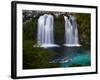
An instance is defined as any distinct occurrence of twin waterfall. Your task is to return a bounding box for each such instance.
[37,14,59,48]
[36,14,80,48]
[64,15,80,47]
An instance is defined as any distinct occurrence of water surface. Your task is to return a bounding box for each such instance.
[48,47,90,67]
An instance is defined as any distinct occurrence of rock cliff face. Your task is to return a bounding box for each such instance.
[23,10,69,22]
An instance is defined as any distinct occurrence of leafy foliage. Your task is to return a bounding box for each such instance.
[75,13,91,49]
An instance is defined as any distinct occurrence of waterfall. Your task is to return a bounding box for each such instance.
[64,15,80,47]
[37,14,59,48]
[34,14,80,48]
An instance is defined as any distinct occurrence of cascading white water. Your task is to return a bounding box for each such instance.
[37,14,59,48]
[64,15,80,47]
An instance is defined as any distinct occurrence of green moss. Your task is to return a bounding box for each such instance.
[54,15,65,45]
[75,13,91,49]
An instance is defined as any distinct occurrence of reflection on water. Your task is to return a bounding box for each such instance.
[48,47,90,67]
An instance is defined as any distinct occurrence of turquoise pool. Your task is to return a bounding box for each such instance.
[49,47,91,67]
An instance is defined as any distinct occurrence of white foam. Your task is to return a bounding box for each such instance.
[33,44,60,48]
[64,44,81,47]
